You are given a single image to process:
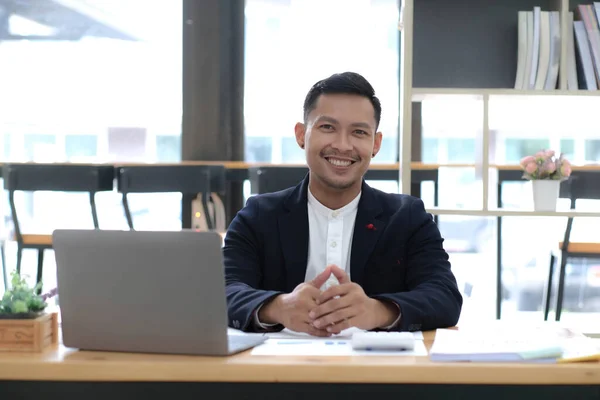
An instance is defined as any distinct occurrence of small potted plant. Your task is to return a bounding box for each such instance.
[0,272,48,319]
[0,272,59,352]
[520,150,572,211]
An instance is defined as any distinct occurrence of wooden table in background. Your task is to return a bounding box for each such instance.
[0,330,598,400]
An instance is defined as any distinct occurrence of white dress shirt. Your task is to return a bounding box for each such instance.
[254,188,400,330]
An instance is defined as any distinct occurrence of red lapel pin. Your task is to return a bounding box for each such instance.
[366,223,376,231]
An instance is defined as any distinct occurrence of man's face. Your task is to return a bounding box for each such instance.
[295,93,382,191]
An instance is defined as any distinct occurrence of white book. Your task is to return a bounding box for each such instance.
[535,11,551,89]
[567,12,579,90]
[577,5,600,87]
[544,11,561,90]
[515,11,528,89]
[529,6,541,89]
[430,329,564,363]
[524,11,534,90]
[574,21,597,89]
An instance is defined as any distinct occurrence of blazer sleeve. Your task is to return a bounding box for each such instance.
[371,198,463,332]
[222,196,284,332]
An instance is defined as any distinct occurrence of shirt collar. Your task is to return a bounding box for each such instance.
[307,188,361,218]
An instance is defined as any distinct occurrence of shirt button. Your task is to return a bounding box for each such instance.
[330,241,337,248]
[332,211,339,218]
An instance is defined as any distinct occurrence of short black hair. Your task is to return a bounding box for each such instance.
[303,72,381,129]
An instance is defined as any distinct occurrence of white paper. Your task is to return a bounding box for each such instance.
[251,337,428,356]
[228,327,424,340]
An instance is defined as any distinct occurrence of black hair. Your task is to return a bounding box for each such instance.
[302,72,381,129]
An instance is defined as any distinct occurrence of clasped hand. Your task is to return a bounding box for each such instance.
[267,264,396,336]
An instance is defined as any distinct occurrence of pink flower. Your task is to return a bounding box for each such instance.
[525,162,537,174]
[545,150,555,158]
[520,155,535,167]
[561,164,572,177]
[545,161,556,173]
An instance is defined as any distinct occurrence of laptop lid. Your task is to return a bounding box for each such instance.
[53,229,230,355]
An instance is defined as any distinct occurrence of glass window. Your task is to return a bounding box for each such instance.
[65,135,98,160]
[505,139,550,163]
[156,135,181,162]
[0,1,183,291]
[245,137,273,163]
[244,0,400,164]
[585,140,600,162]
[281,137,305,164]
[448,139,476,163]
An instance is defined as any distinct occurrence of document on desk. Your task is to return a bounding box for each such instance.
[430,328,568,363]
[228,327,424,340]
[250,338,428,356]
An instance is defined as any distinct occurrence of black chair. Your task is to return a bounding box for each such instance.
[116,165,226,231]
[248,166,439,214]
[496,169,524,319]
[3,163,115,291]
[546,171,600,321]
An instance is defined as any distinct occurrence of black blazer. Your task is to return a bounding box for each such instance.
[223,176,462,332]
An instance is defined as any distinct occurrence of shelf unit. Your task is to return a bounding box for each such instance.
[426,207,600,217]
[399,0,600,199]
[398,0,600,322]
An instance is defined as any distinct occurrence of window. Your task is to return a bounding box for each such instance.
[244,0,400,165]
[0,1,183,290]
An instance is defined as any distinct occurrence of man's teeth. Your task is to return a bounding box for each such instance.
[327,158,352,167]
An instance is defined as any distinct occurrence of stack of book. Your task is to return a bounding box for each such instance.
[430,325,600,363]
[514,3,600,90]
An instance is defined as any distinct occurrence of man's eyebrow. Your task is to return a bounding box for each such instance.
[315,116,373,130]
[315,116,340,125]
[350,121,373,130]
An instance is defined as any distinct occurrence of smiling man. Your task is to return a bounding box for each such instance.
[223,72,462,336]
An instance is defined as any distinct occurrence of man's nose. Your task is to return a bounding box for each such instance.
[331,132,353,152]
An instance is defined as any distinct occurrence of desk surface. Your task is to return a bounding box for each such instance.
[0,330,598,385]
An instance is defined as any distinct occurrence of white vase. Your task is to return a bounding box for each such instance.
[532,180,560,211]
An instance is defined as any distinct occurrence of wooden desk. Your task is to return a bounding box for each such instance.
[0,331,598,400]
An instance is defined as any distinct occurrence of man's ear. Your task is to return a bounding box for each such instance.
[294,122,306,149]
[372,131,383,157]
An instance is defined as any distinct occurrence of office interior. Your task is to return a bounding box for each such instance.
[1,0,600,332]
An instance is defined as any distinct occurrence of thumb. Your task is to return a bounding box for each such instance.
[329,265,350,284]
[309,266,332,288]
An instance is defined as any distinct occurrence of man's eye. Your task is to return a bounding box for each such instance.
[355,130,367,135]
[320,124,334,130]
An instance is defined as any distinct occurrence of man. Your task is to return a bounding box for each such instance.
[224,72,462,336]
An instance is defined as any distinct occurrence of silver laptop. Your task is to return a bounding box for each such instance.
[52,229,266,356]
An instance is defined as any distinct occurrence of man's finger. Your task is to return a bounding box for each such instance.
[312,306,355,330]
[300,285,323,300]
[309,294,352,320]
[326,317,354,335]
[306,324,332,337]
[308,266,332,288]
[329,265,350,284]
[317,284,351,305]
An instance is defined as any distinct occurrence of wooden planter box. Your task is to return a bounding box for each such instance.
[0,312,59,352]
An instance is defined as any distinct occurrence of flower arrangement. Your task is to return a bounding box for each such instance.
[520,149,572,181]
[0,272,47,318]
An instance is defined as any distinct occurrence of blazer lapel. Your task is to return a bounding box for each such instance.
[350,181,385,286]
[278,176,310,291]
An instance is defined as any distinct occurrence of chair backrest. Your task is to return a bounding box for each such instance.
[249,166,308,194]
[116,165,224,194]
[563,171,600,202]
[249,166,439,195]
[3,163,115,234]
[3,163,115,192]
